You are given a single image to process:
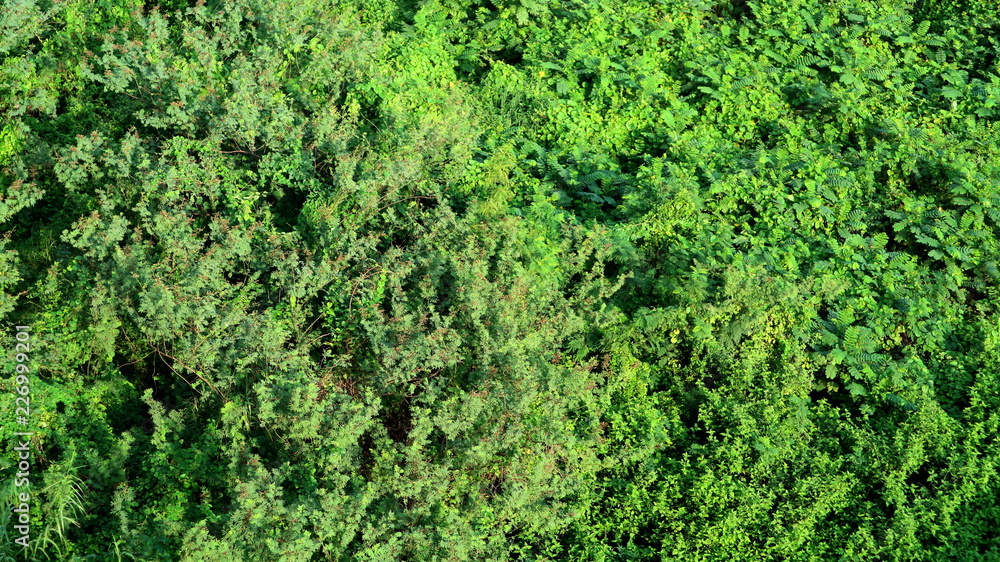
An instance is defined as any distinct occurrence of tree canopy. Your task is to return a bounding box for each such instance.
[1,0,999,559]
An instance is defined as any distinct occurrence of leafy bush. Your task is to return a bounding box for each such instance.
[1,0,998,559]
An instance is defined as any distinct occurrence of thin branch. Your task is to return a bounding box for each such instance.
[152,346,229,403]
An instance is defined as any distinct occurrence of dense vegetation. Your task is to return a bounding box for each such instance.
[1,0,999,559]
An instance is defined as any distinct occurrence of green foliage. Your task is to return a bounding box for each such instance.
[3,0,999,559]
